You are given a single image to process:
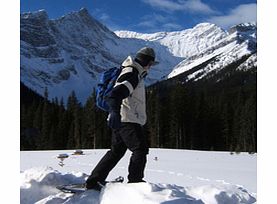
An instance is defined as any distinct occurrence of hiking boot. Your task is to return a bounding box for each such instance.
[85,181,103,191]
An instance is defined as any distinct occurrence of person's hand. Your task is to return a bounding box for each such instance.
[108,111,121,129]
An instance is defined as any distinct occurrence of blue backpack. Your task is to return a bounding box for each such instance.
[96,66,122,112]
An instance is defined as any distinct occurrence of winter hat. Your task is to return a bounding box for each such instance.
[135,47,159,67]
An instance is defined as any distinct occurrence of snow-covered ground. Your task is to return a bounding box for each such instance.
[20,149,256,204]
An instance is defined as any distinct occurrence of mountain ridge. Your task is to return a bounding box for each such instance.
[20,8,256,103]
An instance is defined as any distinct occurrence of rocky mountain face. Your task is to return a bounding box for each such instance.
[21,8,118,102]
[20,8,256,103]
[20,8,180,103]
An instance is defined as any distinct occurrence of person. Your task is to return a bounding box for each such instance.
[85,47,159,190]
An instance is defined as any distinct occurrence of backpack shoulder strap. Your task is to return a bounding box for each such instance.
[120,65,146,80]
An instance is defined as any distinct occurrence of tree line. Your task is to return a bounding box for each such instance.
[21,83,110,150]
[21,68,256,153]
[146,70,256,152]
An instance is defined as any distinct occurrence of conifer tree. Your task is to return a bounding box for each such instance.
[83,91,97,148]
[66,91,82,149]
[146,87,160,147]
[56,106,68,149]
[67,121,75,149]
[40,99,51,149]
[33,102,43,131]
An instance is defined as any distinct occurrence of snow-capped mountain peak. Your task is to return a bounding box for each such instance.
[20,8,256,103]
[167,22,257,80]
[116,22,227,58]
[228,22,257,34]
[20,8,181,103]
[56,7,117,40]
[21,9,48,20]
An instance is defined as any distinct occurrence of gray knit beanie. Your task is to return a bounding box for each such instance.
[135,47,159,67]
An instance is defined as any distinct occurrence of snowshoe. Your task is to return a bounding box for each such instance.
[56,176,124,193]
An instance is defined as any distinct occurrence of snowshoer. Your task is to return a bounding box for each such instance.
[86,47,159,189]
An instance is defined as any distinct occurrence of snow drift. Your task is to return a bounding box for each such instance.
[20,166,256,204]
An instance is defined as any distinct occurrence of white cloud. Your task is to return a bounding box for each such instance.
[142,0,217,14]
[163,22,183,30]
[207,3,257,28]
[92,9,122,31]
[98,13,110,21]
[137,13,182,32]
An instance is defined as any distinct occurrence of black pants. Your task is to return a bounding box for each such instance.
[86,123,149,184]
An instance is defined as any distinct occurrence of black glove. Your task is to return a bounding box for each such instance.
[108,111,121,129]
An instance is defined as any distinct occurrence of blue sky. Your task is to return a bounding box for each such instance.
[21,0,257,32]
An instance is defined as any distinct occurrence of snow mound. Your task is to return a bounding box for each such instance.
[20,166,87,204]
[20,167,256,204]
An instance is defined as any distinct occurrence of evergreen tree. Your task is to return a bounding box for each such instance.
[221,103,233,150]
[56,104,68,149]
[146,87,160,147]
[66,91,82,149]
[67,121,75,149]
[44,87,49,101]
[168,84,186,148]
[40,99,52,149]
[33,102,43,132]
[83,90,97,149]
[194,91,209,150]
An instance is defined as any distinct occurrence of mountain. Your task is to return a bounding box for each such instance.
[116,22,257,82]
[116,22,228,58]
[20,8,256,103]
[167,23,257,81]
[20,8,181,103]
[20,11,257,153]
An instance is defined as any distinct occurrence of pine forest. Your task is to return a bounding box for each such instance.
[21,66,256,153]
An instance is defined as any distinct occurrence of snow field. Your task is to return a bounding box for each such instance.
[20,149,256,204]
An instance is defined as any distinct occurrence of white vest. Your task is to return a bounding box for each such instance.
[119,56,147,125]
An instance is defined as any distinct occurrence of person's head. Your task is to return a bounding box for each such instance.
[134,47,159,70]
